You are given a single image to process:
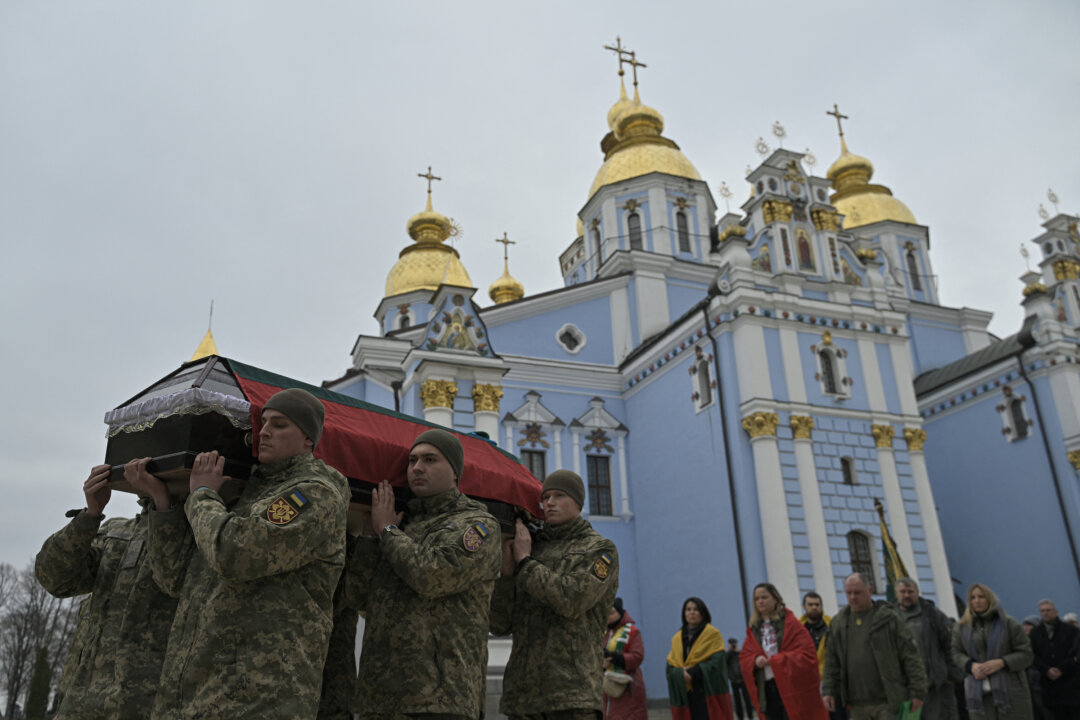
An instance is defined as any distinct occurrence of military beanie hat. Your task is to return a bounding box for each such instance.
[411,428,465,480]
[542,469,585,509]
[263,388,325,447]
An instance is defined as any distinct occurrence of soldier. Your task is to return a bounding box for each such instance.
[491,469,620,719]
[128,387,349,719]
[344,428,501,719]
[34,464,179,719]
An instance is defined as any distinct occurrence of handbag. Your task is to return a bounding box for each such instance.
[602,670,633,698]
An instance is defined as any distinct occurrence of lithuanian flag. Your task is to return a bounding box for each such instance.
[665,623,733,720]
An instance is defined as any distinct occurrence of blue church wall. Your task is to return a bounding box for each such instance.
[875,343,903,415]
[907,317,967,375]
[921,387,1080,614]
[776,422,812,591]
[452,378,475,429]
[762,328,790,402]
[485,294,616,364]
[620,344,748,697]
[802,288,830,302]
[625,279,642,348]
[666,281,708,324]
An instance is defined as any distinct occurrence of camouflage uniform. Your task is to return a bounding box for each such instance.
[34,504,178,720]
[318,545,361,720]
[490,515,619,718]
[345,488,501,719]
[147,452,349,719]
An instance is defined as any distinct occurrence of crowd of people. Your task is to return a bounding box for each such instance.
[30,386,1080,720]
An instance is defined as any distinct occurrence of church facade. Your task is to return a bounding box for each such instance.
[323,58,1080,696]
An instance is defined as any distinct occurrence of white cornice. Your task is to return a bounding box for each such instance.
[498,354,625,392]
[738,397,922,427]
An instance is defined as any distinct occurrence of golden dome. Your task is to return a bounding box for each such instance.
[489,259,524,304]
[606,77,633,131]
[385,193,473,297]
[587,88,700,201]
[826,137,916,229]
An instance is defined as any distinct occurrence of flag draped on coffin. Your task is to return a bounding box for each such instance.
[875,499,911,603]
[224,357,543,517]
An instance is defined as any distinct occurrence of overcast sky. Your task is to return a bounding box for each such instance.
[1,1,1077,570]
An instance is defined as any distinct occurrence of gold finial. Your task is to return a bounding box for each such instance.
[1048,188,1060,213]
[626,50,646,91]
[495,231,516,261]
[417,166,442,210]
[772,121,786,148]
[718,181,733,212]
[189,300,219,362]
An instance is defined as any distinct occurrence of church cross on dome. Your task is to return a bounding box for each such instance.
[495,231,516,261]
[603,37,629,78]
[417,166,442,197]
[626,50,647,89]
[827,104,849,139]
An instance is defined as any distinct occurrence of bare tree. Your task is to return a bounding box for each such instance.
[0,562,78,718]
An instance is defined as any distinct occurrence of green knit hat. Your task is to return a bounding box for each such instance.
[263,388,325,447]
[542,470,585,509]
[411,429,464,481]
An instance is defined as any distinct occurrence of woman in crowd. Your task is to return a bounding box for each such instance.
[666,597,733,720]
[739,583,827,720]
[951,583,1034,720]
[603,597,648,720]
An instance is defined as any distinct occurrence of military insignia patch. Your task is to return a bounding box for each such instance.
[592,552,613,580]
[462,522,489,552]
[267,497,299,525]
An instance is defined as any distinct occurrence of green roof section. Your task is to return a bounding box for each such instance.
[913,316,1036,397]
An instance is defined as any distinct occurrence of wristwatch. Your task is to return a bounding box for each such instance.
[380,523,399,538]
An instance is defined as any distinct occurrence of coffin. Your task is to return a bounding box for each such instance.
[104,356,543,530]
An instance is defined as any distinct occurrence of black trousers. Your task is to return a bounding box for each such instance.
[763,680,788,720]
[731,682,754,719]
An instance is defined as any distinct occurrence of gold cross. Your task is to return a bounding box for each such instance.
[418,166,442,195]
[604,36,628,77]
[674,197,689,210]
[494,232,516,261]
[626,50,647,88]
[826,104,848,139]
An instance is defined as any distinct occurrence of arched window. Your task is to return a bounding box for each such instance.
[798,235,814,270]
[677,211,690,253]
[819,350,838,394]
[697,359,711,407]
[1010,398,1029,439]
[628,212,643,250]
[907,250,922,291]
[841,456,856,485]
[398,314,411,330]
[847,531,876,591]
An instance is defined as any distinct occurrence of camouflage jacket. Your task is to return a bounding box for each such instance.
[147,453,349,719]
[35,505,178,720]
[345,488,501,718]
[490,515,619,715]
[317,543,360,720]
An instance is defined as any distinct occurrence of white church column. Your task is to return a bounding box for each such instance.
[905,428,959,617]
[554,427,563,471]
[870,425,915,570]
[471,384,503,442]
[743,411,799,604]
[791,416,838,615]
[420,379,456,427]
[617,434,631,519]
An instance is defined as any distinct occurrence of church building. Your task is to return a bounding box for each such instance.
[320,48,1080,696]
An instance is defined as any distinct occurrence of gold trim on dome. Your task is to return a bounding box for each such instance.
[790,416,814,440]
[811,208,841,231]
[588,142,701,200]
[871,424,895,448]
[1023,282,1048,297]
[742,411,780,438]
[420,379,457,409]
[472,384,503,413]
[762,200,794,225]
[904,428,927,452]
[717,225,747,243]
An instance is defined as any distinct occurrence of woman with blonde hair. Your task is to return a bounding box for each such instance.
[951,583,1034,719]
[739,583,826,720]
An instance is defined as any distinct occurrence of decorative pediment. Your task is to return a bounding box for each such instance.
[505,390,563,425]
[569,397,628,434]
[421,289,494,357]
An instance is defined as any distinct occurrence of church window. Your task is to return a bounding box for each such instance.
[847,531,877,592]
[677,211,691,253]
[1073,286,1080,315]
[591,227,601,257]
[780,229,792,266]
[692,355,714,410]
[798,233,814,271]
[816,188,826,202]
[841,456,857,485]
[398,313,411,330]
[829,237,840,275]
[768,178,778,192]
[1059,241,1066,252]
[1010,398,1029,439]
[586,455,613,516]
[628,212,643,250]
[820,350,838,394]
[1045,243,1053,255]
[555,323,586,354]
[907,250,922,291]
[757,181,764,195]
[522,449,546,479]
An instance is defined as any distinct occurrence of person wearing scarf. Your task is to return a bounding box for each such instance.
[604,598,648,720]
[950,583,1034,719]
[740,583,828,720]
[666,597,734,720]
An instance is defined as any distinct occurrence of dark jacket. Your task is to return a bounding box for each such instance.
[1030,618,1080,708]
[902,596,960,689]
[950,605,1033,719]
[823,601,929,712]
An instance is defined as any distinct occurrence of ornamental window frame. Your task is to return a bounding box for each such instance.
[570,397,630,520]
[812,332,851,399]
[555,323,587,354]
[689,346,716,412]
[797,230,815,271]
[997,386,1032,442]
[627,212,643,250]
[676,211,691,253]
[586,454,613,516]
[846,529,880,593]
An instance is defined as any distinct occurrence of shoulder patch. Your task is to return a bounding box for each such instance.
[267,490,309,526]
[462,522,490,552]
[592,552,613,580]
